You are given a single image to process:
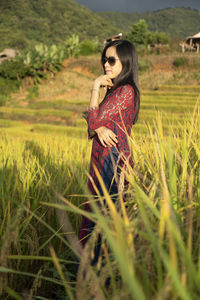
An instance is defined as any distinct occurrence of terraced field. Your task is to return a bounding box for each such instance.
[1,85,199,139]
[0,82,200,299]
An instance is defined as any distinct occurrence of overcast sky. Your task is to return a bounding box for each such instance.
[75,0,200,12]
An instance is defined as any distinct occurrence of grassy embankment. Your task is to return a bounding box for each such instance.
[0,53,200,299]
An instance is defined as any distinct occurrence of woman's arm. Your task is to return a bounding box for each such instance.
[84,111,117,146]
[85,75,114,143]
[89,74,113,109]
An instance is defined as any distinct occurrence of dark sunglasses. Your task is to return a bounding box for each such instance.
[102,56,119,66]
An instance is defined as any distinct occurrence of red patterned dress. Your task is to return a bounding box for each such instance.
[80,84,136,245]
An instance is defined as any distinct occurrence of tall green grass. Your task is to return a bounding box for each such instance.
[0,134,90,298]
[59,110,200,300]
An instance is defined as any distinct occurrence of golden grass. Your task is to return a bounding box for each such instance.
[0,106,200,299]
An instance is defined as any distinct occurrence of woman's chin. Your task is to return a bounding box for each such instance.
[107,73,114,79]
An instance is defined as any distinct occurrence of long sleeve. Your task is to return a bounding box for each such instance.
[87,84,135,131]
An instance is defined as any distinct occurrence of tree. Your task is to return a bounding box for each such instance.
[127,19,170,48]
[147,31,170,45]
[127,19,149,46]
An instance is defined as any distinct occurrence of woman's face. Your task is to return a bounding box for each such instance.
[104,46,122,80]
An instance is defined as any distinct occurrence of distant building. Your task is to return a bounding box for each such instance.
[0,48,19,64]
[104,33,123,45]
[180,32,200,53]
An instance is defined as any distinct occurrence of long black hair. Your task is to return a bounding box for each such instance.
[101,39,140,124]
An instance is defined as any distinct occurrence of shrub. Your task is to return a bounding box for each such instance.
[173,57,188,67]
[127,19,149,46]
[22,43,65,80]
[26,85,39,100]
[147,31,170,45]
[0,35,81,100]
[0,57,27,80]
[64,34,80,58]
[79,39,99,56]
[0,77,20,96]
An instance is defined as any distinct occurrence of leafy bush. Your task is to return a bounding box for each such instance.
[147,31,170,45]
[79,39,99,56]
[26,85,39,100]
[127,19,170,51]
[0,34,97,102]
[0,35,81,100]
[0,77,20,96]
[21,35,80,83]
[0,57,27,80]
[173,57,188,67]
[127,19,149,46]
[22,43,66,82]
[64,34,80,58]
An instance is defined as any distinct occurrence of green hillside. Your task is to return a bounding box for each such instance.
[0,0,118,51]
[1,2,199,51]
[99,7,200,39]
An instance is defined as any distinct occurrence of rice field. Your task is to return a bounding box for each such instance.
[1,84,200,136]
[0,85,200,299]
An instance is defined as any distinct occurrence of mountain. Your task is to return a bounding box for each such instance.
[0,0,118,50]
[1,2,199,52]
[98,7,200,39]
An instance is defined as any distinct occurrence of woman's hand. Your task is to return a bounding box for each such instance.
[89,75,113,109]
[93,75,113,90]
[95,126,118,147]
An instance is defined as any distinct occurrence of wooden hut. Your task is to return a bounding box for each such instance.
[0,48,19,64]
[180,32,200,53]
[104,33,122,45]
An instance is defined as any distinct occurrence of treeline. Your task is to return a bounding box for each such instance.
[99,7,200,39]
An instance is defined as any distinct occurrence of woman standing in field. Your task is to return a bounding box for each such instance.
[80,39,140,246]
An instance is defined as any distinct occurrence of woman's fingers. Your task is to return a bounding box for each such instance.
[110,133,118,143]
[95,127,118,148]
[99,138,107,147]
[99,135,114,147]
[106,77,113,86]
[104,139,114,147]
[107,131,118,144]
[102,133,118,147]
[94,75,113,89]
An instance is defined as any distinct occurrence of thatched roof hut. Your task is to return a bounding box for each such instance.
[0,48,19,63]
[180,32,200,53]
